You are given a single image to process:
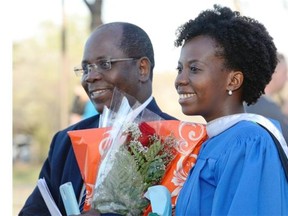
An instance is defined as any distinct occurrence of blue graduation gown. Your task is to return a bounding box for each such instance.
[176,120,288,215]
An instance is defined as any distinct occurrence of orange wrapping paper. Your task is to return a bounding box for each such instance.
[67,127,110,212]
[68,120,207,213]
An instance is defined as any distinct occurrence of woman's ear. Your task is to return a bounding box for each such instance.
[138,57,151,82]
[227,70,244,91]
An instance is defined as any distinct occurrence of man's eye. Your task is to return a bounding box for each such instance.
[99,61,111,70]
[190,66,199,72]
[82,65,89,74]
[176,66,182,74]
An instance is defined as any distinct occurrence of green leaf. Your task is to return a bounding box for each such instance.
[93,146,149,215]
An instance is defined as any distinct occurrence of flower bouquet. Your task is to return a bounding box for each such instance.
[92,120,177,215]
[68,89,207,215]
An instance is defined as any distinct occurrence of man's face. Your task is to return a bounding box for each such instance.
[80,27,140,114]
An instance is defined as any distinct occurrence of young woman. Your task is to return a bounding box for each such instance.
[174,5,288,215]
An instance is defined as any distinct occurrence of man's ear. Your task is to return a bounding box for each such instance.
[227,70,244,91]
[138,57,151,82]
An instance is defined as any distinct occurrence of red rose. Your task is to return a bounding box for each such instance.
[138,122,156,147]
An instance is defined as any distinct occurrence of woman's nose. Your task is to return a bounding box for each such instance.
[175,70,189,88]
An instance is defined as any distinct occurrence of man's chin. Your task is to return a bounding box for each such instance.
[93,102,111,114]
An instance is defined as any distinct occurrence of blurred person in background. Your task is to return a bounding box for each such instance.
[245,52,288,142]
[282,99,288,116]
[69,85,98,125]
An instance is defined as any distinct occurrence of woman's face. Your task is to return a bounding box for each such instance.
[175,35,232,122]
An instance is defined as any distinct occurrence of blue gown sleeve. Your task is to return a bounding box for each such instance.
[212,129,288,215]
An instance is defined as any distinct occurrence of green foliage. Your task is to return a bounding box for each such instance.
[130,144,146,170]
[93,146,149,215]
[143,139,163,161]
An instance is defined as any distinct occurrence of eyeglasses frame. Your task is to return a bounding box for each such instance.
[73,57,137,77]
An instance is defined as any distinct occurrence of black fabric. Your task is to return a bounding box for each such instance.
[245,96,288,143]
[259,125,288,181]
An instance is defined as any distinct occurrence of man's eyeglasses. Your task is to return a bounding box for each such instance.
[74,58,137,77]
